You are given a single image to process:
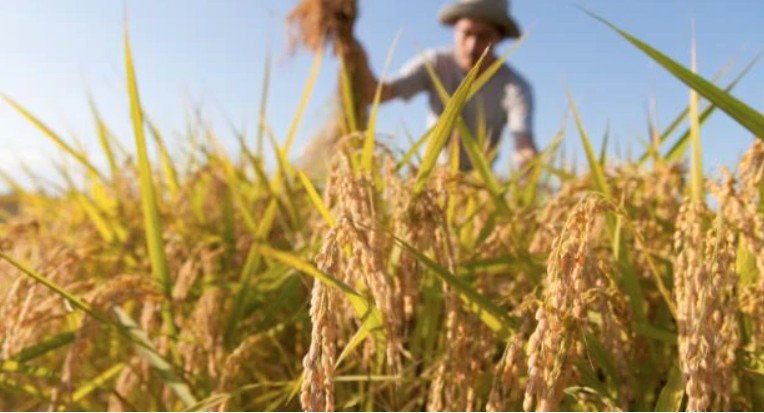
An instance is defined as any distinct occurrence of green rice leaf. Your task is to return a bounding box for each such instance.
[363,32,400,173]
[11,332,76,363]
[0,251,105,323]
[339,54,358,134]
[297,170,336,228]
[390,233,517,340]
[689,37,703,203]
[3,96,103,180]
[415,50,486,194]
[124,26,177,341]
[147,117,180,199]
[257,46,272,156]
[284,46,324,156]
[87,92,119,179]
[255,244,386,346]
[72,363,126,403]
[114,308,198,408]
[663,52,761,163]
[585,9,764,139]
[566,90,612,199]
[655,367,685,411]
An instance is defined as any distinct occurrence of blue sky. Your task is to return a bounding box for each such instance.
[1,1,762,191]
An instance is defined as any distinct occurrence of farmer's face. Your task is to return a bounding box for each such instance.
[453,17,502,73]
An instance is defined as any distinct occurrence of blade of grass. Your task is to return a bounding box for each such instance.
[415,50,487,194]
[0,248,201,382]
[584,9,764,138]
[11,332,76,363]
[114,308,198,408]
[339,53,358,134]
[0,251,106,323]
[362,31,401,173]
[389,232,517,339]
[257,46,272,157]
[87,92,119,179]
[1,360,58,380]
[663,52,762,163]
[124,26,178,346]
[147,117,180,199]
[256,244,386,343]
[224,198,278,347]
[417,46,505,209]
[599,122,610,166]
[395,126,432,172]
[72,362,126,403]
[283,46,324,156]
[0,377,46,400]
[467,31,528,99]
[689,31,703,203]
[655,367,685,411]
[637,52,756,165]
[566,90,612,199]
[3,96,104,180]
[297,170,336,228]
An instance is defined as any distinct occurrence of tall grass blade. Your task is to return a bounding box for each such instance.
[599,122,610,166]
[655,367,685,411]
[390,233,517,339]
[3,96,103,180]
[395,126,432,171]
[417,46,504,205]
[283,47,324,156]
[147,117,180,198]
[224,199,278,347]
[637,52,756,165]
[11,332,76,363]
[0,251,106,323]
[256,244,385,341]
[114,308,198,408]
[468,32,528,99]
[689,31,703,203]
[87,93,119,179]
[71,363,126,403]
[363,31,400,173]
[339,54,358,134]
[297,170,336,227]
[585,9,764,139]
[566,90,612,199]
[257,46,272,157]
[124,26,177,342]
[663,52,762,163]
[415,50,487,194]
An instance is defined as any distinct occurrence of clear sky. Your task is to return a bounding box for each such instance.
[1,1,762,192]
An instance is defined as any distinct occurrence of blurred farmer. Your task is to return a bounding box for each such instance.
[351,0,537,171]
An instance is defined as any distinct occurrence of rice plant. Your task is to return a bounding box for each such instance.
[1,9,763,413]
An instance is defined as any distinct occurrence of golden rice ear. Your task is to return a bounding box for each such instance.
[673,201,739,411]
[287,0,358,54]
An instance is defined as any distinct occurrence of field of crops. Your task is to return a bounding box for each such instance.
[1,12,764,413]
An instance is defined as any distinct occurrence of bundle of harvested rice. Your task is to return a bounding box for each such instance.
[287,0,372,179]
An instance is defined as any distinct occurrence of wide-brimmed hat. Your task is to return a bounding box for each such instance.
[438,0,521,39]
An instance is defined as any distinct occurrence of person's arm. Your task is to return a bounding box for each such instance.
[340,39,396,103]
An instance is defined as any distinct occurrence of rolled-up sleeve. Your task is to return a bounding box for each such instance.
[386,50,436,101]
[504,74,534,136]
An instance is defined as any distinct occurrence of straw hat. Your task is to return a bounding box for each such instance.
[438,0,521,39]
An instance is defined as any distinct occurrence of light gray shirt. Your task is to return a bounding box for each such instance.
[387,47,533,169]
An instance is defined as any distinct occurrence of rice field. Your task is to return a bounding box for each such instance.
[1,11,764,413]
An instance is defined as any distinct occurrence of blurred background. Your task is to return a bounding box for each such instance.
[0,0,762,192]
